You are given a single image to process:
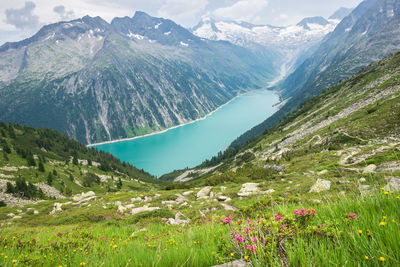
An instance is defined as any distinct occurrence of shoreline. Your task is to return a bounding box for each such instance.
[87,91,250,147]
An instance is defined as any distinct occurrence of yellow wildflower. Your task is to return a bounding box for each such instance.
[384,192,389,195]
[12,259,17,264]
[380,222,387,226]
[379,257,385,262]
[113,244,118,249]
[244,255,249,261]
[230,253,234,257]
[383,216,387,220]
[80,262,86,266]
[5,256,8,259]
[358,230,363,235]
[380,187,385,191]
[365,256,369,260]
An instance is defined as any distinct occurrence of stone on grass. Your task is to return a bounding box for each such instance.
[220,203,238,211]
[182,191,193,196]
[309,179,331,193]
[167,212,190,226]
[217,196,231,202]
[363,164,377,173]
[196,186,213,199]
[73,191,95,202]
[131,205,160,215]
[50,203,63,215]
[385,178,400,191]
[238,183,260,197]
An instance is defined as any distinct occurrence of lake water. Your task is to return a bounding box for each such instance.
[94,90,279,177]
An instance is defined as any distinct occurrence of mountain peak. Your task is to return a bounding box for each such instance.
[329,7,354,20]
[297,16,329,30]
[132,11,152,20]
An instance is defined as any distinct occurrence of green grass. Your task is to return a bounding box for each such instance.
[0,191,399,266]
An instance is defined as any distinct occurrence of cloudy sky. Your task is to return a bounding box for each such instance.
[0,0,363,45]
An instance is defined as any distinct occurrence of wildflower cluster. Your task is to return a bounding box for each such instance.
[221,208,328,265]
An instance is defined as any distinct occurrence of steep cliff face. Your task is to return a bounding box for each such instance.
[0,12,277,144]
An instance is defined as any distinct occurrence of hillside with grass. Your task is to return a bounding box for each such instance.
[0,123,161,207]
[1,52,400,266]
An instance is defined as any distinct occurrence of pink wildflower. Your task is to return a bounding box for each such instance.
[348,213,357,219]
[246,244,257,253]
[274,213,282,222]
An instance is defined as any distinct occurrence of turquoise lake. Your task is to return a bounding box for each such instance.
[94,90,279,177]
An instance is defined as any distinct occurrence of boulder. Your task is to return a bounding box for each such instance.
[217,196,231,202]
[182,191,194,196]
[220,186,227,192]
[167,212,190,226]
[50,202,63,215]
[117,205,127,214]
[309,179,331,193]
[131,197,142,203]
[73,191,95,202]
[131,205,160,215]
[196,186,213,199]
[385,178,400,191]
[363,164,377,173]
[220,203,238,211]
[238,183,260,197]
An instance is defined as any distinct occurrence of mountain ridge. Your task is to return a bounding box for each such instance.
[0,12,277,145]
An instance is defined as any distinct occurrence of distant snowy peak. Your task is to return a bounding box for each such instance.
[192,15,338,50]
[297,16,330,30]
[111,11,201,47]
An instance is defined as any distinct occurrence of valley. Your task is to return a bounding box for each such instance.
[92,90,278,177]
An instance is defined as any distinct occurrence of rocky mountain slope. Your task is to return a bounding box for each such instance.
[163,50,400,192]
[231,0,400,148]
[0,12,277,144]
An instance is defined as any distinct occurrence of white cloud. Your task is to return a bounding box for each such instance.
[5,1,39,29]
[213,0,269,22]
[158,0,208,21]
[53,5,75,21]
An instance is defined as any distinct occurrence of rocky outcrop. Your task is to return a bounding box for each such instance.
[72,191,96,204]
[385,178,400,191]
[50,203,63,215]
[196,186,213,199]
[131,205,160,215]
[167,212,190,226]
[363,164,377,173]
[309,179,331,193]
[237,183,275,197]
